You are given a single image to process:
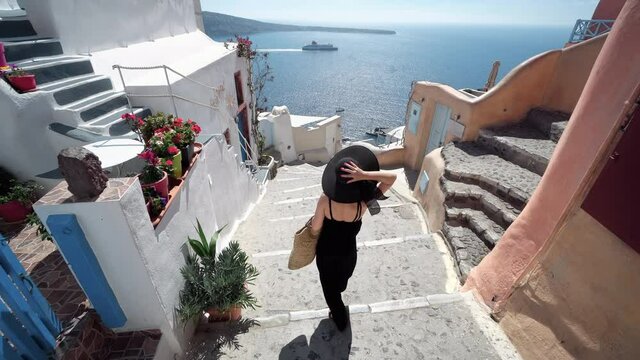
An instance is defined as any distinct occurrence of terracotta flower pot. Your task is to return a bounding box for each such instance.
[206,306,242,322]
[140,171,169,199]
[194,142,203,155]
[9,75,37,92]
[0,200,33,223]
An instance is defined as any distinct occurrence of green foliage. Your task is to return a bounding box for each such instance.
[143,188,166,218]
[0,180,42,205]
[188,220,225,260]
[140,112,172,142]
[26,213,52,242]
[177,222,260,325]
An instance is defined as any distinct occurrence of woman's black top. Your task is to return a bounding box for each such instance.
[316,199,363,256]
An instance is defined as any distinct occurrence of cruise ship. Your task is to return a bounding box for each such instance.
[302,41,338,51]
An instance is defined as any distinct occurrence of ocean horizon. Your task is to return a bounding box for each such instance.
[212,23,573,138]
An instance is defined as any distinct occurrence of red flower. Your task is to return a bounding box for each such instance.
[173,118,184,126]
[191,124,202,134]
[173,133,183,144]
[165,160,173,166]
[187,119,193,125]
[167,146,179,155]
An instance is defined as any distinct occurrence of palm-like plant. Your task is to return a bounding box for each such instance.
[177,220,259,325]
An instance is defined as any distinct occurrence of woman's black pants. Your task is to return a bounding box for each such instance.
[316,251,357,329]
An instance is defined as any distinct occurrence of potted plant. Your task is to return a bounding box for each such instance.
[0,180,42,223]
[177,220,259,324]
[143,188,166,221]
[149,128,182,178]
[26,213,53,242]
[172,117,202,171]
[5,66,36,93]
[138,150,169,199]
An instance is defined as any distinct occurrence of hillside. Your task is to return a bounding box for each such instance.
[202,12,396,37]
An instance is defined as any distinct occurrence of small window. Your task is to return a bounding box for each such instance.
[234,72,244,106]
[419,170,430,194]
[407,101,422,134]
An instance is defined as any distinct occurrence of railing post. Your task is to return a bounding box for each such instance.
[569,19,582,43]
[113,65,134,116]
[164,65,179,117]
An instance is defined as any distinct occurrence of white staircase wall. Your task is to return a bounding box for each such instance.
[20,0,198,54]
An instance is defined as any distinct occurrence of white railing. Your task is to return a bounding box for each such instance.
[568,19,614,43]
[112,64,258,172]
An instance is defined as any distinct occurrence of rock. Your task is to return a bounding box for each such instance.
[58,147,108,200]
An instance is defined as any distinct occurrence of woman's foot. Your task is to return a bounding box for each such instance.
[329,306,350,331]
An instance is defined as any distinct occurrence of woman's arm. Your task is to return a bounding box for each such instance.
[341,161,397,194]
[310,193,327,236]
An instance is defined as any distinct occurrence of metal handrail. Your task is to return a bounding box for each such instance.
[568,19,614,43]
[112,64,258,168]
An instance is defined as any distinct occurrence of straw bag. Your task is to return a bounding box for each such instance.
[288,218,319,270]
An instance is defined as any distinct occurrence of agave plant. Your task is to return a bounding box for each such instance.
[188,220,226,260]
[177,221,259,325]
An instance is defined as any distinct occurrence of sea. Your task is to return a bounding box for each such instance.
[214,24,573,139]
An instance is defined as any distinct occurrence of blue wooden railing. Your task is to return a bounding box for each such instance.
[0,235,61,359]
[568,19,615,43]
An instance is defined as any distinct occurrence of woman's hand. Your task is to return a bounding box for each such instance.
[341,161,368,184]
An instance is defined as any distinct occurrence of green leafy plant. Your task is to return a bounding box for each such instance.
[6,66,32,77]
[0,180,42,205]
[137,150,166,184]
[140,112,172,142]
[143,188,166,218]
[177,221,259,325]
[26,213,52,242]
[188,220,225,261]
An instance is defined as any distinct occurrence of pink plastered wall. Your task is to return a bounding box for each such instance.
[464,0,640,309]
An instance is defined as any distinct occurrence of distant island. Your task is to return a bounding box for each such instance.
[202,12,396,37]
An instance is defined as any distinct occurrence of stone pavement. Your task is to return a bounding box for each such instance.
[186,163,521,359]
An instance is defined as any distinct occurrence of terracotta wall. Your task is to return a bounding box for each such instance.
[464,0,640,313]
[401,33,606,171]
[592,0,626,19]
[499,209,640,359]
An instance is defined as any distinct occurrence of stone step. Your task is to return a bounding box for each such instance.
[441,179,519,227]
[477,123,556,176]
[21,57,94,85]
[236,201,424,255]
[187,300,509,360]
[243,234,446,319]
[442,224,490,283]
[441,142,541,207]
[525,107,570,142]
[445,207,505,248]
[0,18,36,38]
[79,93,129,122]
[53,77,113,106]
[3,38,63,62]
[106,108,151,137]
[49,122,112,143]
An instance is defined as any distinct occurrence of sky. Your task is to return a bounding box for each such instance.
[201,0,599,27]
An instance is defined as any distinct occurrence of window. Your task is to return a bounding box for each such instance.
[419,170,430,194]
[234,71,244,106]
[407,101,422,134]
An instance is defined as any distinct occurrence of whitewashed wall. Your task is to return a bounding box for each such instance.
[21,0,199,54]
[259,108,342,163]
[0,0,21,10]
[34,139,262,356]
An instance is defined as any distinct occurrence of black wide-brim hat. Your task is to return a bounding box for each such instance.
[322,145,380,203]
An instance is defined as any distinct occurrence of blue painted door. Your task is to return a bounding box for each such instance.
[0,235,61,359]
[426,103,452,154]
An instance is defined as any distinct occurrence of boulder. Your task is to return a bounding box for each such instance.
[58,147,108,200]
